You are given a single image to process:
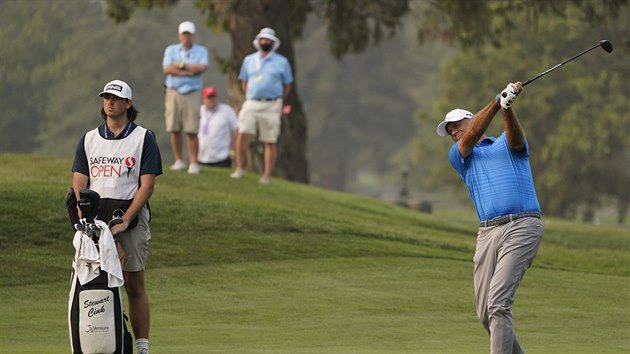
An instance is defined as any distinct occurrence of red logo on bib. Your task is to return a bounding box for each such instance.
[125,156,136,168]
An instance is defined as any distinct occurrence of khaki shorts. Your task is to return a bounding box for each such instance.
[116,206,151,272]
[165,88,201,134]
[238,99,282,143]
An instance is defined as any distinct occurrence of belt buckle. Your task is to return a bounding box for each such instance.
[494,215,508,226]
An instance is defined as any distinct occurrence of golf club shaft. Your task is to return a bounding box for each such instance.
[523,42,605,87]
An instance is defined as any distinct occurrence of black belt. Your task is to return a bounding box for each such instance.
[480,211,541,228]
[251,97,280,101]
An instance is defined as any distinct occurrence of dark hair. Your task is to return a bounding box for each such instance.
[100,100,139,122]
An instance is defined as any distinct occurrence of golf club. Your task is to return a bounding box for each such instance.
[522,40,613,87]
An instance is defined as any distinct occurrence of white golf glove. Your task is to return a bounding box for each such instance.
[499,83,518,109]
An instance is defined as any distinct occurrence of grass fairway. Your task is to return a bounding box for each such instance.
[0,153,628,353]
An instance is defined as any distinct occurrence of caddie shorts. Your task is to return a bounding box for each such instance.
[116,206,151,272]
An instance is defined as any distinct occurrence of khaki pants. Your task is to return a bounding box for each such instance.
[474,217,543,354]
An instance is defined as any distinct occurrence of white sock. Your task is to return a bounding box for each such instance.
[136,338,149,354]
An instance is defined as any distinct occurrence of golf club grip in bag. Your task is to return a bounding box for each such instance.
[66,188,80,231]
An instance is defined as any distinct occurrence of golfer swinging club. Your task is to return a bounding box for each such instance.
[436,81,543,354]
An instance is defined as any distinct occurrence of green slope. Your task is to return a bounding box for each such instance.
[0,153,628,353]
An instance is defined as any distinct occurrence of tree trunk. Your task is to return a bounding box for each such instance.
[618,196,628,225]
[227,0,308,183]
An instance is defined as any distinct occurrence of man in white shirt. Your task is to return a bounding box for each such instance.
[197,86,238,168]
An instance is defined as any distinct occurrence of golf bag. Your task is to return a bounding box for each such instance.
[67,188,132,354]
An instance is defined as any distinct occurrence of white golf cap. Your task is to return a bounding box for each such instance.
[98,80,132,99]
[436,108,474,136]
[253,27,281,51]
[178,21,196,34]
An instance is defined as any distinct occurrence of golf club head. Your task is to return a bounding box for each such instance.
[78,189,100,223]
[600,40,613,53]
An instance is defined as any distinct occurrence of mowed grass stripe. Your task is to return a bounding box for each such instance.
[0,153,628,353]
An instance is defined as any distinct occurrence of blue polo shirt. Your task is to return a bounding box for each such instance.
[163,43,209,93]
[239,51,293,100]
[449,132,540,221]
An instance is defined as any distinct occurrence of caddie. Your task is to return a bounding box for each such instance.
[71,79,162,354]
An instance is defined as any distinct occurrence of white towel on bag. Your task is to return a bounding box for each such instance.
[72,220,124,288]
[95,220,124,288]
[73,231,100,284]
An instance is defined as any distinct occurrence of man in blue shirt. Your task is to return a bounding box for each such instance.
[162,21,209,174]
[230,27,293,185]
[436,82,543,354]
